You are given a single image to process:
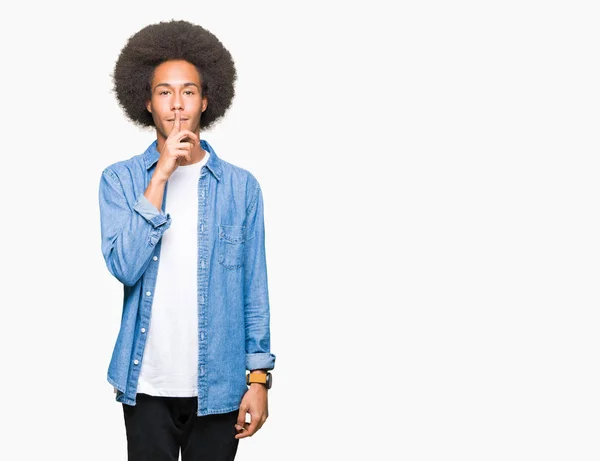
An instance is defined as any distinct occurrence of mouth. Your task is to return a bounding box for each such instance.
[167,118,189,122]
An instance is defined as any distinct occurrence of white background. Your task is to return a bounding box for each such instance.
[0,1,598,460]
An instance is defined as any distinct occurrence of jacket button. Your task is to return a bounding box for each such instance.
[133,360,139,365]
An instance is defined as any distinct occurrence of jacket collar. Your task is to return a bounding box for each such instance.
[142,138,222,181]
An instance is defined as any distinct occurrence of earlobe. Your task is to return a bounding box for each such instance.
[146,101,152,113]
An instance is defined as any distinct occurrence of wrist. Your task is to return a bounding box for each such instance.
[150,172,168,185]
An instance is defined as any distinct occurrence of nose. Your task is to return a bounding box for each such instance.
[171,94,183,111]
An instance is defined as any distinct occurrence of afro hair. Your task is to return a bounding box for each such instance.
[112,19,237,131]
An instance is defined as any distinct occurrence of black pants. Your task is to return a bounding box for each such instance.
[122,393,239,461]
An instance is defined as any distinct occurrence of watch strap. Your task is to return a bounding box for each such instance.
[246,373,268,385]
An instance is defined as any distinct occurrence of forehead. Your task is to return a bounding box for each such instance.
[152,60,201,86]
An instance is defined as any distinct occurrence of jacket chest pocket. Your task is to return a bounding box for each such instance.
[218,225,246,270]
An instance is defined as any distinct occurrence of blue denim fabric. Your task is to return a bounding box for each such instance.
[98,139,275,416]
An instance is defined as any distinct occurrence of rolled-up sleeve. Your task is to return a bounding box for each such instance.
[243,182,276,371]
[133,194,170,228]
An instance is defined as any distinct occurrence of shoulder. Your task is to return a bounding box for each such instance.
[218,157,262,192]
[100,151,147,183]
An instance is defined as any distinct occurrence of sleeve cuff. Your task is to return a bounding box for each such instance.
[246,352,276,371]
[133,194,170,228]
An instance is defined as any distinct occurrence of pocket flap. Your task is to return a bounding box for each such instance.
[219,225,246,244]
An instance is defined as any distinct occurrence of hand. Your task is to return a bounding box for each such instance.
[234,384,269,439]
[154,111,199,181]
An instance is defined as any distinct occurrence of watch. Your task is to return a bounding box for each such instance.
[246,371,272,389]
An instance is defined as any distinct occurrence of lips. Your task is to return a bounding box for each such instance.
[167,118,189,121]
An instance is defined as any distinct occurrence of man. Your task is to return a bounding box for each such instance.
[98,19,275,461]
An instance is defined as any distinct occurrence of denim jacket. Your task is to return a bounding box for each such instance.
[98,139,275,416]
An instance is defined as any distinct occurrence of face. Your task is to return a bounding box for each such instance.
[146,59,208,143]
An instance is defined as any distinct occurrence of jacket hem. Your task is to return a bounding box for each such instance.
[107,374,137,406]
[197,404,240,417]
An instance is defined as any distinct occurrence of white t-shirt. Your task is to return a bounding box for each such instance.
[137,151,210,397]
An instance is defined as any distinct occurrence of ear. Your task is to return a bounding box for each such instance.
[146,100,152,113]
[201,96,208,113]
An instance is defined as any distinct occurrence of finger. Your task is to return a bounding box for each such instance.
[235,420,257,439]
[170,111,181,136]
[174,151,191,164]
[174,130,199,145]
[181,144,192,163]
[252,412,267,432]
[235,407,250,439]
[243,415,260,437]
[174,142,194,151]
[234,423,249,439]
[256,415,266,432]
[236,407,247,431]
[179,137,195,150]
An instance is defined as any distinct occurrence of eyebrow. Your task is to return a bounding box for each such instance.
[153,82,200,90]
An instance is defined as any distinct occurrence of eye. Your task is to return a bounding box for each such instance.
[159,90,170,95]
[184,90,194,95]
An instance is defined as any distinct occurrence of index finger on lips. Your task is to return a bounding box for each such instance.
[169,111,181,137]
